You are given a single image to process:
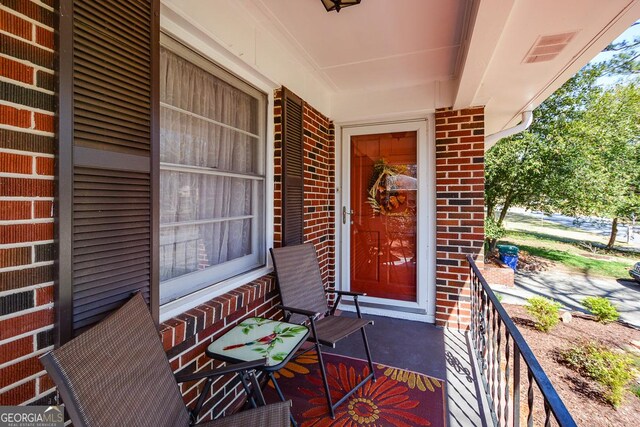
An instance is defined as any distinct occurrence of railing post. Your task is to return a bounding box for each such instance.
[470,263,477,352]
[513,344,520,427]
[465,255,576,427]
[504,333,510,427]
[527,370,534,427]
[497,319,503,426]
[544,400,552,427]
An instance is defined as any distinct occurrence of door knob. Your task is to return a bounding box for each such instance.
[342,206,354,224]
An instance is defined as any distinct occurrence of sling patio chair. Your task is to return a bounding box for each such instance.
[270,243,376,418]
[40,293,290,427]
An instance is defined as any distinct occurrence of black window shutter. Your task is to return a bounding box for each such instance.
[57,0,159,344]
[281,88,304,246]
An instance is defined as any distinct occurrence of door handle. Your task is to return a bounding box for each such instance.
[342,206,354,224]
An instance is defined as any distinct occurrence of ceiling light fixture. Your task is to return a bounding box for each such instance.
[321,0,361,13]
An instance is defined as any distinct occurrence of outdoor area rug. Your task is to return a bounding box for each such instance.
[263,352,446,427]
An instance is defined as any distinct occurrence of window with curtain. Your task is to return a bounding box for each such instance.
[159,36,266,304]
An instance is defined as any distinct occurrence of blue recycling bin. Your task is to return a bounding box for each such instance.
[497,244,519,270]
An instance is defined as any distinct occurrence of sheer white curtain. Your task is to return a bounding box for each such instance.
[159,47,258,283]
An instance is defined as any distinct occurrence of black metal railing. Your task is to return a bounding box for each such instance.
[467,255,576,427]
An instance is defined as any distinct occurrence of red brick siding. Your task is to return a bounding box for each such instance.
[0,0,56,406]
[434,107,485,330]
[273,89,336,291]
[159,276,281,422]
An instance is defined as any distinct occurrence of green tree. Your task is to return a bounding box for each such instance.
[562,83,640,247]
[601,22,640,76]
[486,22,640,231]
[486,56,640,248]
[485,64,604,223]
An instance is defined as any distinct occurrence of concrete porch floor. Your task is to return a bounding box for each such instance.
[325,312,491,427]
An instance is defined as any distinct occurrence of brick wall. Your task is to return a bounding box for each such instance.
[273,88,336,289]
[160,276,282,421]
[0,0,56,406]
[434,107,485,330]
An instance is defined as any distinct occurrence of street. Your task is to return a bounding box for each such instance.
[492,270,640,328]
[508,207,640,250]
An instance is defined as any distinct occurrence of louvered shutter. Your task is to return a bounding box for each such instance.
[281,88,304,246]
[57,0,159,343]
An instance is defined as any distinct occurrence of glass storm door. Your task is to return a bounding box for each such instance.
[349,132,417,302]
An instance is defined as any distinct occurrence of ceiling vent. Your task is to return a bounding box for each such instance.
[523,31,577,64]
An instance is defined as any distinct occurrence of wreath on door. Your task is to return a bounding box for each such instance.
[367,159,409,216]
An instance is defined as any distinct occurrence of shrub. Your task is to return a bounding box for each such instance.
[561,343,635,407]
[582,296,619,324]
[525,296,561,332]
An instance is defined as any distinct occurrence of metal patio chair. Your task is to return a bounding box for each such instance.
[40,293,290,427]
[270,243,376,418]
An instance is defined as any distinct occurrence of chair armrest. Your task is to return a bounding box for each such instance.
[174,358,267,383]
[326,289,366,297]
[277,304,320,319]
[326,290,367,318]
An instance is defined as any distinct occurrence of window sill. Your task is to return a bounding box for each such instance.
[159,270,281,370]
[159,266,273,322]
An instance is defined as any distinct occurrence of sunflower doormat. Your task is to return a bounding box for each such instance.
[263,353,446,427]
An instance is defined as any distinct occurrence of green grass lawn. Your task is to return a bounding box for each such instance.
[500,229,636,279]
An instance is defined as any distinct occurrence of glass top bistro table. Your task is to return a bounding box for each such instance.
[206,317,310,426]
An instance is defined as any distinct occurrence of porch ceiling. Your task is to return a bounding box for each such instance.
[248,0,469,92]
[163,0,640,132]
[468,0,640,135]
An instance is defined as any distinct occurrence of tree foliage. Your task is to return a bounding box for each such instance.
[486,65,606,218]
[602,22,640,76]
[485,37,640,248]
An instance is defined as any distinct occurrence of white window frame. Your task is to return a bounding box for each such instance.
[158,34,269,307]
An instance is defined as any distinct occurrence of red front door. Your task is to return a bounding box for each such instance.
[349,132,417,302]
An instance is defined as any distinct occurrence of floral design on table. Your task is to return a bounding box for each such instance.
[221,318,308,365]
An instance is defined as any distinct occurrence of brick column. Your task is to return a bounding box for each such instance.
[0,0,56,405]
[301,103,335,289]
[434,107,485,329]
